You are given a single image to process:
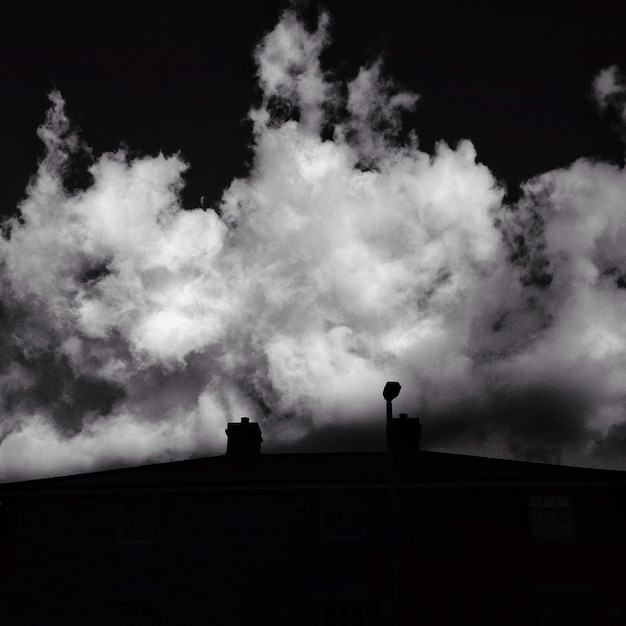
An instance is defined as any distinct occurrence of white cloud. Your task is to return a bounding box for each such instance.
[1,14,626,479]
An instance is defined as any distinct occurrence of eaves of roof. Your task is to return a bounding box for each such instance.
[1,450,625,496]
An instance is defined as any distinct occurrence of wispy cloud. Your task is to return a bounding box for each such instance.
[592,65,626,143]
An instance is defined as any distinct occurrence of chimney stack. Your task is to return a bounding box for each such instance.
[387,413,422,458]
[225,417,263,461]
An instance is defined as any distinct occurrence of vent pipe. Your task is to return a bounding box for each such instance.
[383,382,421,457]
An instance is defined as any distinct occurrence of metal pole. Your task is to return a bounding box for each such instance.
[387,400,400,625]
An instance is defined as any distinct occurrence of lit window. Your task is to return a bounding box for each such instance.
[119,498,161,544]
[109,603,153,626]
[321,510,363,538]
[320,600,367,626]
[529,495,574,537]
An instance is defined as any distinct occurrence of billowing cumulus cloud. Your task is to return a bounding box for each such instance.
[1,9,626,480]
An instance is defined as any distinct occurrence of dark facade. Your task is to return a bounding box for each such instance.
[1,407,626,626]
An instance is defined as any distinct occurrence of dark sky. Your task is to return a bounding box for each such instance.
[1,2,623,215]
[1,1,626,480]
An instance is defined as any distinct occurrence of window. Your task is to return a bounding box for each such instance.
[119,497,161,544]
[320,600,367,626]
[529,495,574,537]
[540,602,591,625]
[321,509,363,539]
[109,603,153,626]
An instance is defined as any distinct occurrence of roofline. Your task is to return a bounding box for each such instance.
[1,448,624,493]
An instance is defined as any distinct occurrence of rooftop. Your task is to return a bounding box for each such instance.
[2,448,625,495]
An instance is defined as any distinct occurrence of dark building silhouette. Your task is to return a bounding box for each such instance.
[1,384,625,625]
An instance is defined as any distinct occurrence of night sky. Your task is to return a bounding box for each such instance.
[1,1,626,480]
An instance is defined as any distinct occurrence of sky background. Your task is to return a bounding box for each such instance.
[1,1,626,480]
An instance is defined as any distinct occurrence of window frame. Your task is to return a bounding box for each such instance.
[118,495,162,545]
[320,508,364,540]
[108,602,154,626]
[319,599,368,626]
[528,494,574,539]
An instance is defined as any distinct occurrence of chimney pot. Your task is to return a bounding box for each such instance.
[399,413,408,419]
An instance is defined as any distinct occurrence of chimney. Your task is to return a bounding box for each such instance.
[383,382,421,458]
[225,417,263,461]
[387,412,422,458]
